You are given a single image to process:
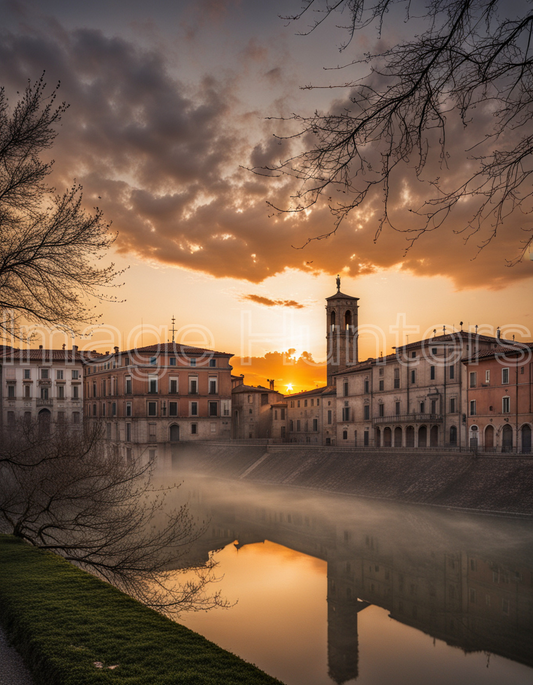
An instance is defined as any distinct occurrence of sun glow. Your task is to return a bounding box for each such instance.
[286,383,293,393]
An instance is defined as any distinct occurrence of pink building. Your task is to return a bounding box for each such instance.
[84,342,233,469]
[463,343,533,453]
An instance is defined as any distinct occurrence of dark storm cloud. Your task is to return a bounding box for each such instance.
[0,16,531,291]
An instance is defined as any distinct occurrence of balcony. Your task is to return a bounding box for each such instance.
[373,413,443,424]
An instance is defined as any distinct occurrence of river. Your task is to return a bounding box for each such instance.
[165,476,533,685]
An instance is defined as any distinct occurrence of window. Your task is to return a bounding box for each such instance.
[364,430,369,446]
[394,368,400,388]
[149,423,157,441]
[450,397,456,413]
[379,380,384,391]
[432,347,437,355]
[190,359,196,367]
[342,406,350,421]
[297,400,300,408]
[24,385,31,399]
[102,402,106,416]
[72,411,80,424]
[24,369,31,379]
[150,357,157,366]
[290,420,294,431]
[420,401,425,413]
[290,401,294,408]
[148,375,158,393]
[296,420,301,431]
[190,402,198,416]
[502,368,509,384]
[148,401,157,416]
[169,357,176,366]
[411,351,416,358]
[126,402,132,417]
[111,401,116,416]
[56,369,64,380]
[209,401,218,417]
[102,380,107,396]
[470,400,476,416]
[469,372,477,388]
[40,387,49,400]
[41,368,49,379]
[410,370,416,384]
[316,399,320,406]
[169,401,178,416]
[354,430,357,446]
[221,400,231,417]
[364,405,370,420]
[378,403,384,417]
[327,410,332,425]
[395,401,400,415]
[304,399,308,407]
[485,370,490,383]
[364,379,370,393]
[280,408,285,420]
[209,377,218,394]
[169,378,178,393]
[72,370,79,380]
[502,396,510,413]
[342,430,348,440]
[72,386,79,399]
[313,418,318,431]
[449,365,455,380]
[343,381,348,396]
[189,377,198,394]
[92,403,97,417]
[126,423,131,441]
[191,423,198,434]
[430,366,436,380]
[209,358,216,367]
[7,385,15,398]
[57,385,65,399]
[431,399,437,414]
[310,399,314,406]
[92,382,97,398]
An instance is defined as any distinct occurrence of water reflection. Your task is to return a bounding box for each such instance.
[166,477,533,685]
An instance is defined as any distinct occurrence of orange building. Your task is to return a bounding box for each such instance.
[84,342,233,469]
[463,343,533,453]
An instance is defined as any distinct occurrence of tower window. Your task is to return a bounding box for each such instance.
[344,310,352,329]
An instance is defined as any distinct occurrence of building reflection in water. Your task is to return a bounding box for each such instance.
[168,478,533,683]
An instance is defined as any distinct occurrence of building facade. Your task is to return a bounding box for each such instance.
[0,345,85,432]
[463,344,533,453]
[232,383,285,440]
[334,332,505,449]
[286,386,337,445]
[84,342,233,468]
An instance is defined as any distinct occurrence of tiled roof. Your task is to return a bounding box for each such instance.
[128,343,233,357]
[462,342,533,363]
[326,291,359,301]
[0,347,89,362]
[283,385,332,399]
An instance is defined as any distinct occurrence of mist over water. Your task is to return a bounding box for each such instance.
[163,476,533,685]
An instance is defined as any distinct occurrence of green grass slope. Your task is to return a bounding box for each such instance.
[0,535,283,685]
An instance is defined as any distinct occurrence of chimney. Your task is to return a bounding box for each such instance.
[62,343,66,350]
[114,346,119,354]
[269,379,275,391]
[39,345,43,350]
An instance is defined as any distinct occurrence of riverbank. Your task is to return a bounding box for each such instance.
[176,443,533,516]
[0,535,283,685]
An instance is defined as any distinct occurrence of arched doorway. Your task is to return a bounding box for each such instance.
[375,427,381,447]
[418,425,427,447]
[406,426,415,447]
[38,408,51,435]
[502,424,513,453]
[394,426,402,447]
[430,425,439,447]
[521,425,532,454]
[484,425,494,451]
[169,424,180,442]
[383,427,392,447]
[449,425,457,446]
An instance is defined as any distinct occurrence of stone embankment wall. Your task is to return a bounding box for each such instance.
[176,443,533,516]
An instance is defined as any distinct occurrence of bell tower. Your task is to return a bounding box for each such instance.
[326,275,359,386]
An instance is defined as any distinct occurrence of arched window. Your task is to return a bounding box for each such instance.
[449,425,457,446]
[330,311,336,330]
[344,310,352,329]
[169,424,180,442]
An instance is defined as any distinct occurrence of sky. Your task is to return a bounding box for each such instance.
[1,0,532,392]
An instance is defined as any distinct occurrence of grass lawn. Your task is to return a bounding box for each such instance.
[0,535,284,684]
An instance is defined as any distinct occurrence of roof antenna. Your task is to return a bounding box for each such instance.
[171,315,176,343]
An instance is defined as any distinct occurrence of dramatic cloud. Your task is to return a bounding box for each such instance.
[241,295,305,308]
[0,10,531,292]
[232,349,326,392]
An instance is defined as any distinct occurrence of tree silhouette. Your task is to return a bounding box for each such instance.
[0,76,122,339]
[260,0,533,261]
